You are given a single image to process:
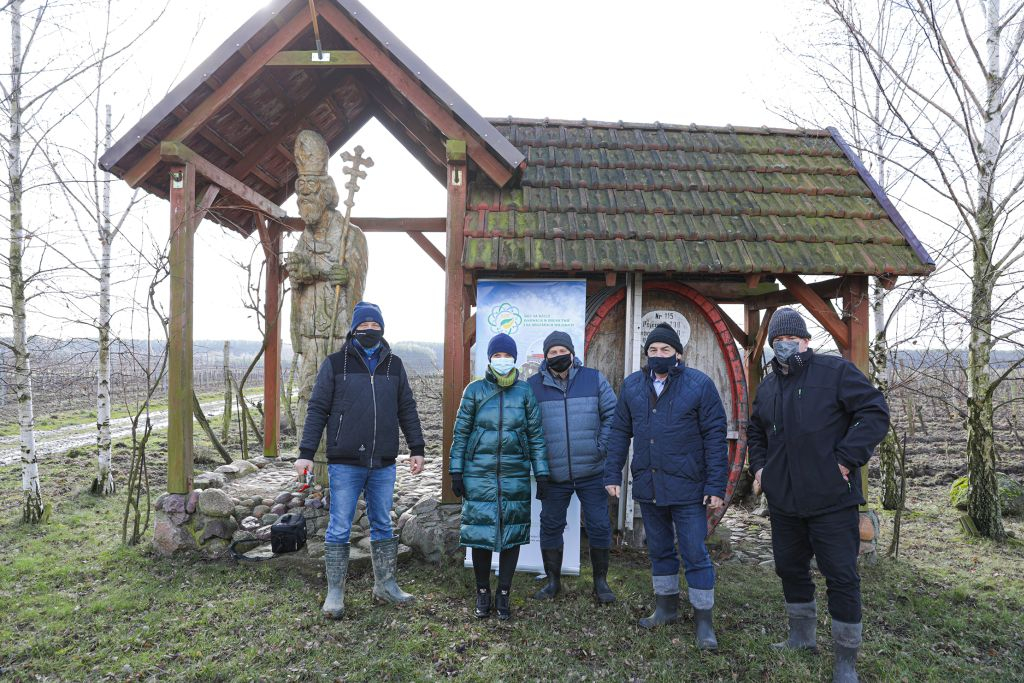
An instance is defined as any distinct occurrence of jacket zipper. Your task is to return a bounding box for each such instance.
[354,346,388,469]
[562,385,574,482]
[496,389,504,550]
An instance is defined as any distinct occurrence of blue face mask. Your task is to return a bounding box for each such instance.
[773,340,801,364]
[490,357,516,376]
[648,355,677,375]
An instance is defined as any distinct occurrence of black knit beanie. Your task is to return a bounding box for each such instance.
[644,322,684,355]
[543,330,575,356]
[767,308,810,344]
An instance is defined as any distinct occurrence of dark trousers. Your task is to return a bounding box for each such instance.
[539,475,613,549]
[640,502,715,590]
[770,505,862,623]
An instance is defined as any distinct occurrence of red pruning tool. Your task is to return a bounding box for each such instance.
[298,467,314,492]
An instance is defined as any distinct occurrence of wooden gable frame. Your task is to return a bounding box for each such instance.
[99,0,524,494]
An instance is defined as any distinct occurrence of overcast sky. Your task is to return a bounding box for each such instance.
[13,0,938,346]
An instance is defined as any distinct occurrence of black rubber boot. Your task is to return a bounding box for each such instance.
[772,602,818,652]
[474,587,491,619]
[694,608,718,650]
[590,547,616,604]
[638,593,679,629]
[532,548,562,600]
[495,588,512,621]
[831,620,862,683]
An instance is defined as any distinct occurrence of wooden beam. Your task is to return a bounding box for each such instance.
[744,307,764,408]
[745,274,761,289]
[123,8,311,188]
[366,79,448,184]
[257,217,282,458]
[318,3,514,186]
[778,274,850,350]
[746,276,847,311]
[718,306,748,347]
[842,275,871,511]
[160,142,286,219]
[167,164,196,493]
[605,271,618,287]
[464,313,476,347]
[441,141,468,503]
[228,70,351,184]
[194,185,221,230]
[266,50,370,67]
[407,231,445,270]
[275,216,446,232]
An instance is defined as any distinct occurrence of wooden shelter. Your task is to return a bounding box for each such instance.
[100,0,933,521]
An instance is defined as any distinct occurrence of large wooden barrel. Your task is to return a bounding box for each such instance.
[585,281,747,535]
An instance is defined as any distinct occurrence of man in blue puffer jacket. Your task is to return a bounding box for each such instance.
[527,331,618,604]
[604,322,728,649]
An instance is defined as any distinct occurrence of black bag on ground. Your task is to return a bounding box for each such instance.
[270,513,307,554]
[230,512,307,562]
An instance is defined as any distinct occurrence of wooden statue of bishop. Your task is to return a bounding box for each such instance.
[287,130,369,471]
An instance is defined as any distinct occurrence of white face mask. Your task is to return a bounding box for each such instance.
[490,357,516,376]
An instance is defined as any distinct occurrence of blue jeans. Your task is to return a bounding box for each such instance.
[640,502,715,591]
[539,475,613,549]
[326,463,396,544]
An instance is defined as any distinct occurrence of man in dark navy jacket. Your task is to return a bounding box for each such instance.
[604,323,728,649]
[747,308,889,683]
[527,331,618,604]
[295,301,425,620]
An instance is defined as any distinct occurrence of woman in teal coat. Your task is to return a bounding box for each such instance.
[450,333,550,620]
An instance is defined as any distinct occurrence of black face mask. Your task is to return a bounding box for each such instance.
[547,353,573,373]
[648,355,677,375]
[353,329,383,348]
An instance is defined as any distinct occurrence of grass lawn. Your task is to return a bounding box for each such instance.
[1,442,1023,682]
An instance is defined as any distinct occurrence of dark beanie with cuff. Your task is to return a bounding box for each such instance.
[350,301,384,332]
[487,333,518,361]
[644,322,684,355]
[766,307,810,344]
[543,330,575,356]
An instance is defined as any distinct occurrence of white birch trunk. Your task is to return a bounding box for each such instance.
[8,0,44,522]
[965,0,1005,539]
[94,103,114,495]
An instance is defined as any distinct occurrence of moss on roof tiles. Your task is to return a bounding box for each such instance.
[465,120,932,275]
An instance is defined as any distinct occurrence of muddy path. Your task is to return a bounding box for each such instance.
[0,400,224,467]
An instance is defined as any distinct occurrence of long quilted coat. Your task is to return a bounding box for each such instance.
[449,372,549,551]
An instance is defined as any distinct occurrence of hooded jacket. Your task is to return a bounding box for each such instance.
[299,339,425,467]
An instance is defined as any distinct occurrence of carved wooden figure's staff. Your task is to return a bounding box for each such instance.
[327,145,374,352]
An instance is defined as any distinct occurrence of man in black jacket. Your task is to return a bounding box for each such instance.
[747,308,889,683]
[295,301,426,619]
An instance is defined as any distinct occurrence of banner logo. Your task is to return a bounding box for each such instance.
[487,302,523,335]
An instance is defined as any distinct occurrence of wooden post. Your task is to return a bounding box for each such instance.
[441,140,468,504]
[260,221,282,458]
[744,307,763,408]
[167,164,195,493]
[843,276,871,509]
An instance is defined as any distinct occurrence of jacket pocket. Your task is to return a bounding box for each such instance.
[466,429,483,461]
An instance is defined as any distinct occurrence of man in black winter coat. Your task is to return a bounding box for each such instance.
[295,301,426,620]
[747,308,889,683]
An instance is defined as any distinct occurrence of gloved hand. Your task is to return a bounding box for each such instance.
[535,476,549,500]
[451,473,465,498]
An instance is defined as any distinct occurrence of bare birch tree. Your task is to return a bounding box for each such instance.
[820,0,1024,539]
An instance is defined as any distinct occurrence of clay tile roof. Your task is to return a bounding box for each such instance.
[464,118,934,277]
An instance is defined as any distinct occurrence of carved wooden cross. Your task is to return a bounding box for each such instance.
[339,145,373,255]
